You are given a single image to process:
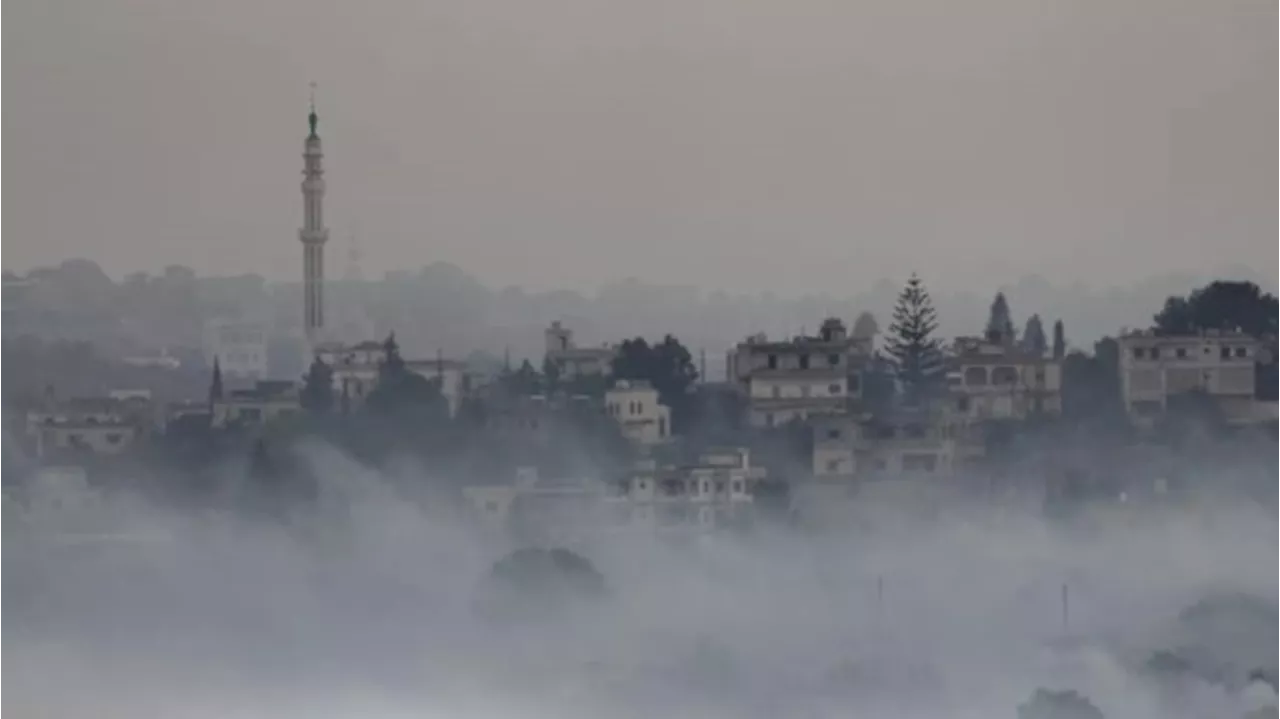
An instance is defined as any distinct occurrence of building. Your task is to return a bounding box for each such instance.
[211,380,300,429]
[946,336,1063,421]
[810,404,969,482]
[544,321,616,379]
[727,318,872,428]
[1117,330,1266,426]
[299,91,329,347]
[315,341,474,416]
[604,379,671,446]
[25,396,149,459]
[203,318,270,379]
[463,450,764,537]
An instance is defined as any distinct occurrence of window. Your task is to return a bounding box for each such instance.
[714,481,725,493]
[828,383,842,395]
[1034,369,1046,386]
[826,428,841,440]
[826,459,841,473]
[771,386,781,399]
[1133,347,1145,359]
[1175,348,1187,359]
[964,367,988,386]
[1235,347,1248,358]
[1221,346,1231,359]
[801,385,812,398]
[1150,348,1161,360]
[767,354,778,369]
[658,418,666,438]
[991,366,1018,385]
[732,481,743,493]
[638,481,647,491]
[636,401,644,414]
[703,482,710,493]
[799,354,810,370]
[827,354,840,367]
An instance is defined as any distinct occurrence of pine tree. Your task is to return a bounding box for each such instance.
[1052,319,1066,360]
[885,274,944,403]
[1022,314,1047,356]
[985,292,1016,345]
[208,356,224,407]
[300,357,335,414]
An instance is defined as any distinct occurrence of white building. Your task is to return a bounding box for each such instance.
[1117,330,1265,426]
[545,321,616,379]
[211,380,300,429]
[204,318,270,379]
[25,396,149,459]
[605,379,671,446]
[315,341,473,416]
[727,318,872,428]
[946,336,1063,421]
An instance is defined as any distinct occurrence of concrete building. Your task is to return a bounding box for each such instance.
[315,340,473,416]
[1117,330,1267,426]
[544,321,616,379]
[203,318,269,379]
[727,318,872,428]
[211,380,300,429]
[946,336,1063,421]
[811,405,968,482]
[25,396,149,459]
[604,379,671,446]
[463,450,764,537]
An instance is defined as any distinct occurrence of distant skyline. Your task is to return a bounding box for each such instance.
[5,0,1275,296]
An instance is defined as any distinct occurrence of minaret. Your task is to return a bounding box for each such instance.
[300,85,329,346]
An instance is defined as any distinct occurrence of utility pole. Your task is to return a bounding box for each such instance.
[1061,582,1070,633]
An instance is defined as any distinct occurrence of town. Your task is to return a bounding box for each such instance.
[4,103,1277,542]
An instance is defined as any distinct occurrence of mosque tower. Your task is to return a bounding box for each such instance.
[299,86,329,345]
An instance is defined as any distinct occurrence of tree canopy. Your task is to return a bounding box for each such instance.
[611,334,698,430]
[1154,281,1278,338]
[986,292,1016,345]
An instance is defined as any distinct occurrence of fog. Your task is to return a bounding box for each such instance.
[4,441,1276,718]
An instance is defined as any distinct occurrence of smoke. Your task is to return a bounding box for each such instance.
[4,438,1276,718]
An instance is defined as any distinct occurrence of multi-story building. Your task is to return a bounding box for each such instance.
[604,379,671,446]
[204,318,270,380]
[1117,330,1267,426]
[211,380,300,429]
[315,340,473,416]
[727,318,872,428]
[810,407,962,482]
[946,336,1063,421]
[544,321,616,379]
[25,396,150,459]
[463,449,765,537]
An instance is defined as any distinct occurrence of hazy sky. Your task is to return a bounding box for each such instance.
[4,0,1275,294]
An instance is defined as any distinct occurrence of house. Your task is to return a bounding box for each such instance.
[211,380,300,429]
[604,379,671,446]
[203,318,270,380]
[946,336,1063,421]
[727,318,872,428]
[616,448,763,532]
[544,321,616,379]
[24,395,150,459]
[315,340,473,416]
[1117,330,1267,427]
[810,405,967,481]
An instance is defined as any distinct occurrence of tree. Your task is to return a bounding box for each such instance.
[885,274,945,403]
[1022,314,1048,356]
[300,357,335,415]
[541,356,562,393]
[852,312,879,340]
[1061,337,1127,434]
[1052,319,1066,360]
[1154,281,1278,338]
[502,359,543,397]
[985,292,1016,345]
[208,356,224,407]
[1017,689,1105,719]
[612,335,699,430]
[366,332,450,425]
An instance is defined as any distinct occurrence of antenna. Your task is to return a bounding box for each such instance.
[309,81,317,112]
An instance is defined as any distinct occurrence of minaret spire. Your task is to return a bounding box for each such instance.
[299,84,329,347]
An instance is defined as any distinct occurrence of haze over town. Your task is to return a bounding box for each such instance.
[3,0,1277,718]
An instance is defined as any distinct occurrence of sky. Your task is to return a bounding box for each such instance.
[4,0,1276,295]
